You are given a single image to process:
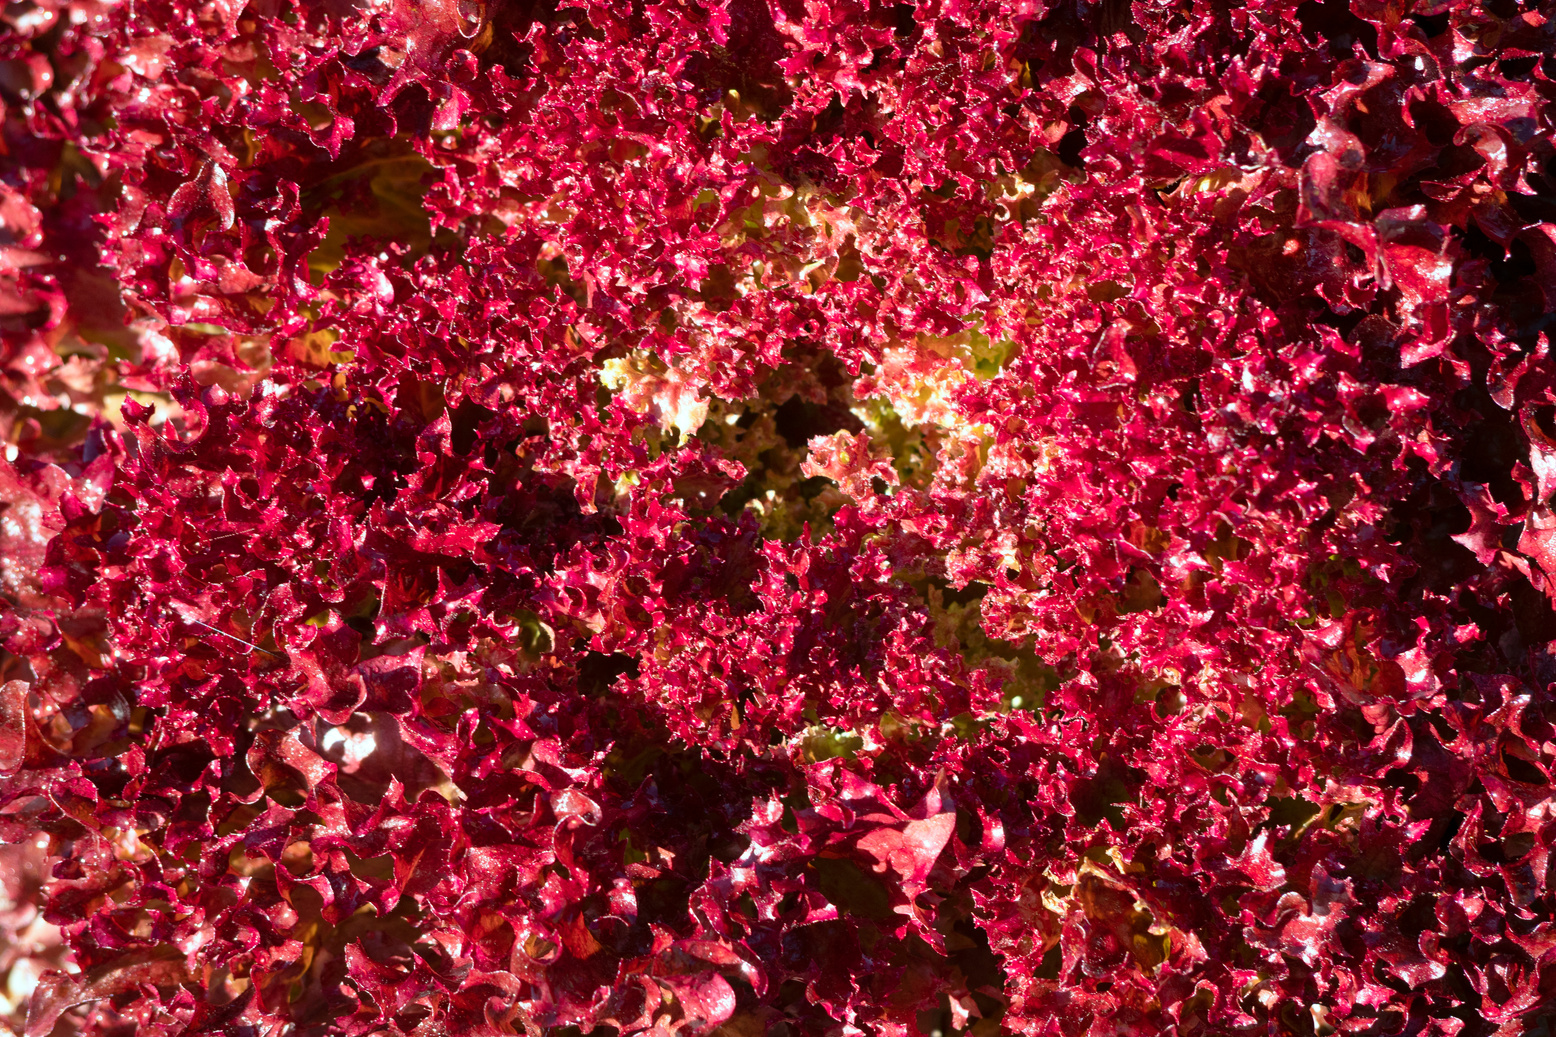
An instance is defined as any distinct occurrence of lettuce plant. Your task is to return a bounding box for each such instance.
[1,0,1554,1035]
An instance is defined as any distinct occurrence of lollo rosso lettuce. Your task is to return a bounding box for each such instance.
[0,0,1554,1035]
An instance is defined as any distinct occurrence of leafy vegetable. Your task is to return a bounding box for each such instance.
[1,0,1554,1035]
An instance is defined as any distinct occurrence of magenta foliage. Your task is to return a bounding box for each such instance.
[2,0,1555,1034]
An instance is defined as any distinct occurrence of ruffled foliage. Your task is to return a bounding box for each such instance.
[2,0,1556,1034]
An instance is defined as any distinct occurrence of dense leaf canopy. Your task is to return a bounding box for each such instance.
[1,0,1554,1035]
